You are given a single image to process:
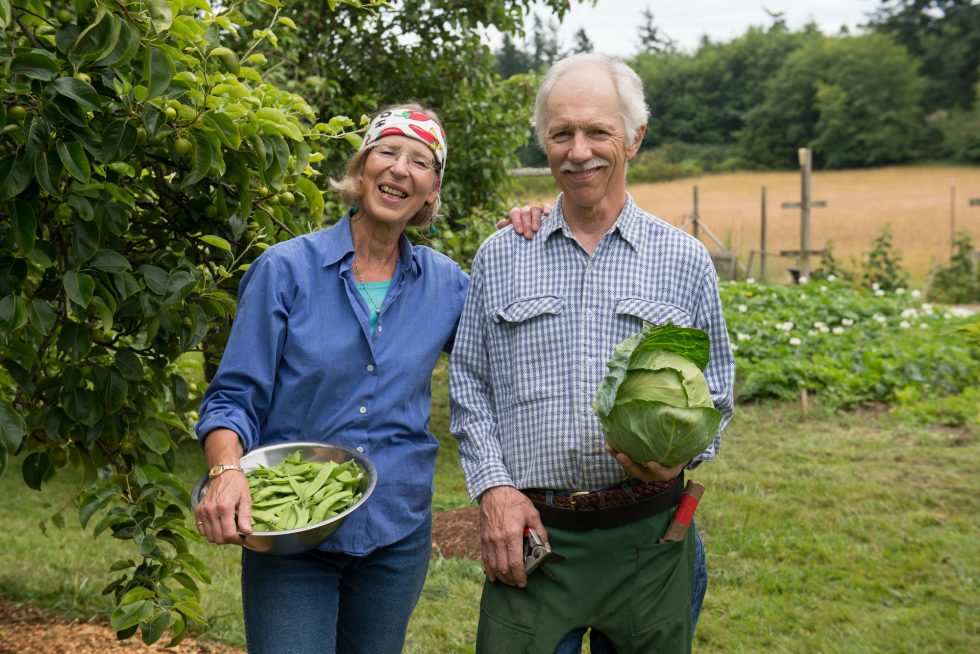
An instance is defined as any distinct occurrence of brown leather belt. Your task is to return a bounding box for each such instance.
[523,476,684,531]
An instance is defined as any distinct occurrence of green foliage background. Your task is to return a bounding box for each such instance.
[0,0,574,644]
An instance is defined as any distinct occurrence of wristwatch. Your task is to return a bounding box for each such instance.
[208,464,244,479]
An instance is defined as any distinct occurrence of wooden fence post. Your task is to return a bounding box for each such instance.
[760,186,767,282]
[781,147,827,281]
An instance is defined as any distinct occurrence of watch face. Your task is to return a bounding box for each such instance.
[209,465,222,477]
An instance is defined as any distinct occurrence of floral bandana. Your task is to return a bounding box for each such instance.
[360,108,448,187]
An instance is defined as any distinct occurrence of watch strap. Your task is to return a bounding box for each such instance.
[208,464,244,479]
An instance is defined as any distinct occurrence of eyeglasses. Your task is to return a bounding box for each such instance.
[370,145,440,174]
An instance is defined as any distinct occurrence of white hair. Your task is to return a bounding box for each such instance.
[534,53,649,150]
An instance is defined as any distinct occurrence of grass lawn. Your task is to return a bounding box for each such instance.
[0,361,977,652]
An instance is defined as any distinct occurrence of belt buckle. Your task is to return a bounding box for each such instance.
[568,491,589,509]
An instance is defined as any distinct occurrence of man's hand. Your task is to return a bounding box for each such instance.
[496,203,551,238]
[605,444,687,483]
[478,486,547,588]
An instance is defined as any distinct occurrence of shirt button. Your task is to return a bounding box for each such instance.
[357,446,364,453]
[359,406,367,414]
[367,364,375,372]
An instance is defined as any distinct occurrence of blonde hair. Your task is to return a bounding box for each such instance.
[329,103,445,229]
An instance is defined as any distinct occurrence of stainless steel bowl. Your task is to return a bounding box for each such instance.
[191,441,377,556]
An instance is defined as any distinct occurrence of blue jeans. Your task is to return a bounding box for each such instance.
[241,513,431,654]
[554,521,707,654]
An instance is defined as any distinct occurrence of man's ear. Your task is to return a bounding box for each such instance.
[626,124,647,159]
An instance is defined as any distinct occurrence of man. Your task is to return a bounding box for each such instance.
[449,52,735,654]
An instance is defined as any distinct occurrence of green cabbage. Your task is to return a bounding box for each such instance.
[593,324,722,466]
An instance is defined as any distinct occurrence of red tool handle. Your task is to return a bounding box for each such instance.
[659,480,705,543]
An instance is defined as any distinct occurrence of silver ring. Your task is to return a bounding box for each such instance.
[196,521,205,526]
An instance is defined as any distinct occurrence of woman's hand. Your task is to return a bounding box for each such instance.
[195,429,251,544]
[496,203,551,239]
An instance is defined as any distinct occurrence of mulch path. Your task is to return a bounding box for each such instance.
[431,505,481,561]
[0,506,482,653]
[0,604,241,654]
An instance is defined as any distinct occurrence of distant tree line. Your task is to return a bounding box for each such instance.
[498,0,980,170]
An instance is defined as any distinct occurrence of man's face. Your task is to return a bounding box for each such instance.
[543,65,644,219]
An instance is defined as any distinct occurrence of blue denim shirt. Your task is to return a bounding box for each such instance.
[196,213,469,556]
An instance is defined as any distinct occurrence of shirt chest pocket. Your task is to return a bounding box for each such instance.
[494,295,566,404]
[614,298,694,333]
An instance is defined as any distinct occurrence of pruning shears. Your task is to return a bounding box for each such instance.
[523,528,566,582]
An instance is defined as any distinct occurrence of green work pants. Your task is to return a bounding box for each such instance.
[475,507,693,654]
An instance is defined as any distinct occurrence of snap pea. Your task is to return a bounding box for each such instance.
[245,450,364,532]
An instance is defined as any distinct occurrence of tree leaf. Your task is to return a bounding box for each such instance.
[0,295,27,336]
[59,322,94,362]
[95,21,141,67]
[105,371,128,413]
[294,177,324,219]
[101,119,137,163]
[13,200,36,255]
[91,249,132,273]
[72,219,100,263]
[146,0,174,34]
[139,425,170,455]
[79,487,116,528]
[89,295,114,332]
[57,141,92,183]
[198,235,231,252]
[165,270,197,303]
[114,349,144,381]
[27,299,55,335]
[0,402,25,451]
[140,612,169,646]
[63,271,96,308]
[27,116,52,153]
[139,265,169,295]
[53,77,103,112]
[34,150,63,196]
[0,155,33,202]
[110,595,154,633]
[108,161,137,177]
[142,47,173,99]
[69,9,121,65]
[22,451,53,491]
[184,130,213,186]
[10,50,60,81]
[202,111,241,149]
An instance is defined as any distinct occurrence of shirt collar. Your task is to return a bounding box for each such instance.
[321,210,422,275]
[542,193,642,253]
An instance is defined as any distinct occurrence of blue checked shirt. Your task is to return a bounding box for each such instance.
[449,194,735,500]
[196,213,468,556]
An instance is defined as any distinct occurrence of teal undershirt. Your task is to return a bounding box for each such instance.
[356,280,391,333]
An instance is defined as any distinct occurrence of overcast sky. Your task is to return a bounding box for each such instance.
[501,0,881,56]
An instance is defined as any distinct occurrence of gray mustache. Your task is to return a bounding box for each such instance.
[559,158,611,173]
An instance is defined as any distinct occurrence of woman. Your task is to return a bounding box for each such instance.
[193,104,532,654]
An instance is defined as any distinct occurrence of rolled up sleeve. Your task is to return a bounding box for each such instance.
[195,254,291,453]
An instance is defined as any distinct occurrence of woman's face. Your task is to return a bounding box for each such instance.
[357,135,440,228]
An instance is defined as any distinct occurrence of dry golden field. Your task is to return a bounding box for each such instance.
[521,166,980,287]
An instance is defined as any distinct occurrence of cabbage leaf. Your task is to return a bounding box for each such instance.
[593,323,722,466]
